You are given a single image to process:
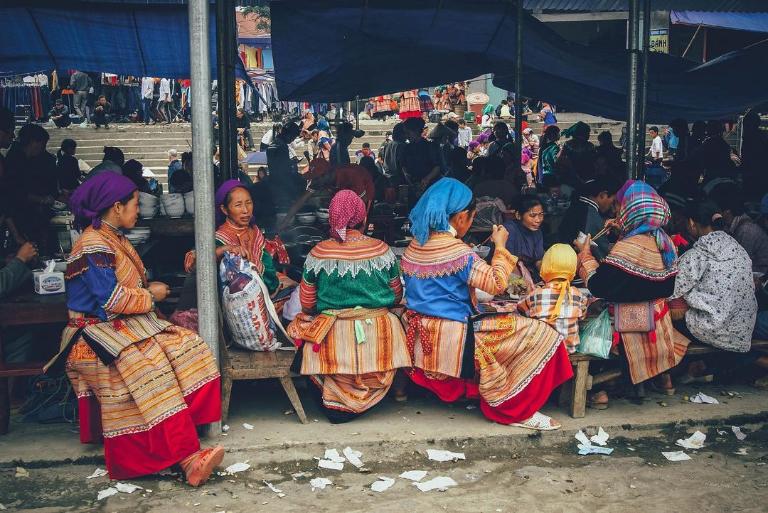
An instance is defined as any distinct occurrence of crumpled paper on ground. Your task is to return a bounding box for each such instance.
[264,480,286,498]
[414,476,458,492]
[225,462,251,474]
[426,449,465,462]
[342,447,364,468]
[399,470,428,482]
[371,477,396,492]
[310,477,332,490]
[732,426,747,441]
[676,431,706,450]
[86,468,108,480]
[575,430,614,455]
[662,451,692,462]
[590,427,610,446]
[690,392,719,404]
[115,483,142,494]
[97,488,119,501]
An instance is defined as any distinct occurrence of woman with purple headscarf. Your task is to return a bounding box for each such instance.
[287,190,410,423]
[48,172,224,486]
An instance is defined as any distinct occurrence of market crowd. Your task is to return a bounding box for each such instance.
[1,93,768,488]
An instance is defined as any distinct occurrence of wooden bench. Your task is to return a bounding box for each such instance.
[560,339,768,418]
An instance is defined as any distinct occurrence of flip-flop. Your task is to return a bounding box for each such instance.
[185,446,225,487]
[512,411,561,431]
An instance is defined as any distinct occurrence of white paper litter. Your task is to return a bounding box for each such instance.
[318,459,344,471]
[676,431,706,450]
[323,449,346,463]
[399,470,428,482]
[426,449,466,462]
[732,426,747,441]
[222,424,230,432]
[590,427,610,446]
[310,477,333,490]
[415,476,458,492]
[371,477,396,492]
[225,462,251,474]
[97,487,118,501]
[86,468,108,479]
[690,392,719,404]
[575,430,614,455]
[264,480,285,497]
[735,447,749,456]
[242,423,255,430]
[342,447,364,468]
[14,467,29,478]
[577,444,614,455]
[662,451,692,462]
[0,503,6,510]
[115,482,142,494]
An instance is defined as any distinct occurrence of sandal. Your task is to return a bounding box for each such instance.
[588,391,609,410]
[512,411,561,431]
[181,446,225,487]
[649,380,676,396]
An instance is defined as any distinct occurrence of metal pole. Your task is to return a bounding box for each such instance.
[637,0,650,168]
[626,0,640,179]
[514,0,523,162]
[189,0,219,362]
[216,0,236,180]
[355,95,360,131]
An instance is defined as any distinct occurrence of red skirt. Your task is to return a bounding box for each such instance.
[79,377,221,480]
[410,344,572,424]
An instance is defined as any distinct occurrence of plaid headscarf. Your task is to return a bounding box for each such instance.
[617,180,676,268]
[329,189,366,242]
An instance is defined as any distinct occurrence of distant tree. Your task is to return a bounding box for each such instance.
[241,4,271,31]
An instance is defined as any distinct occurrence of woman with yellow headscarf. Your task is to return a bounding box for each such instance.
[518,244,590,353]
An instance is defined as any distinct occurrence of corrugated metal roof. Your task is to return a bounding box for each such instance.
[525,0,768,12]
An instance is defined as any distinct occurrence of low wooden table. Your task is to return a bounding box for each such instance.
[0,290,68,434]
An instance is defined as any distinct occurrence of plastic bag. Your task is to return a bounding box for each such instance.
[577,309,612,359]
[220,253,286,351]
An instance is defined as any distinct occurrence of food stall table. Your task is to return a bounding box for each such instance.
[0,291,68,434]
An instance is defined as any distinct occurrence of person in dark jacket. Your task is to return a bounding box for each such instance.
[266,122,305,213]
[56,139,81,192]
[91,95,112,129]
[557,176,621,260]
[48,99,71,128]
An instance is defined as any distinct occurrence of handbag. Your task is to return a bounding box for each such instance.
[300,313,337,345]
[613,301,655,333]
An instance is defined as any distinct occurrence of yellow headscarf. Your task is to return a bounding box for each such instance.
[540,244,578,321]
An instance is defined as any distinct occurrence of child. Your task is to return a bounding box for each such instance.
[355,142,373,162]
[517,243,589,353]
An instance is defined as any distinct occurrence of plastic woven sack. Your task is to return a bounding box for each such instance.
[577,309,612,359]
[220,253,286,351]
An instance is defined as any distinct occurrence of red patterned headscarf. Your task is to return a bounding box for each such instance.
[328,189,366,242]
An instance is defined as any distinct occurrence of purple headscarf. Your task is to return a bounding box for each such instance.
[69,171,137,229]
[215,179,253,226]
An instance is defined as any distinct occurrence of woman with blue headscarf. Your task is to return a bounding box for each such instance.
[401,178,572,430]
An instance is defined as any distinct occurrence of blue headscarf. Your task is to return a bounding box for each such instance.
[409,178,473,245]
[317,118,330,132]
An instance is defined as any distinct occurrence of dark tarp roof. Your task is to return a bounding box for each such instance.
[271,0,768,121]
[671,10,768,33]
[523,0,768,12]
[0,4,247,79]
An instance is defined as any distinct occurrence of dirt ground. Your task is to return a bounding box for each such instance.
[1,422,766,513]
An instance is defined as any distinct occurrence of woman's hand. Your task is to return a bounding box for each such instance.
[604,218,620,233]
[573,234,593,256]
[490,224,509,249]
[15,242,37,264]
[224,245,251,261]
[148,281,170,303]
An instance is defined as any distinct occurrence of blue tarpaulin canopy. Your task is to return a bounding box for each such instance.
[271,0,768,121]
[671,10,768,33]
[0,4,246,79]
